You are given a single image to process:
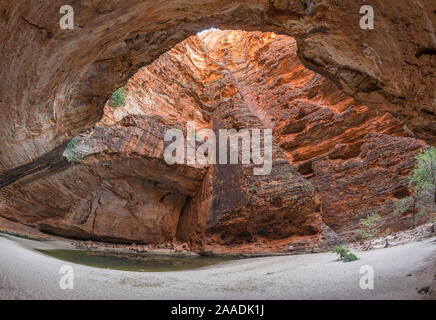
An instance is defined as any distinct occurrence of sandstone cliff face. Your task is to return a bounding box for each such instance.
[0,115,205,243]
[201,30,428,236]
[1,2,434,249]
[271,0,436,143]
[0,0,435,178]
[0,31,324,249]
[0,29,429,251]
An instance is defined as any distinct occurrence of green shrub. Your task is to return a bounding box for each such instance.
[66,136,79,151]
[343,252,359,262]
[332,245,348,259]
[110,87,127,108]
[65,137,80,163]
[356,213,382,240]
[332,245,359,263]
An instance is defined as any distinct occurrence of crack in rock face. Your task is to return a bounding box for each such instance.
[0,28,431,254]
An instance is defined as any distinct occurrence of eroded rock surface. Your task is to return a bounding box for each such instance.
[202,30,428,236]
[188,30,429,239]
[0,0,435,175]
[0,116,205,243]
[0,24,433,251]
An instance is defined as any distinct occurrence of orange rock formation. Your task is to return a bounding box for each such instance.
[0,29,429,252]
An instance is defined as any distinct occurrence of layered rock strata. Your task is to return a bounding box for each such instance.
[0,28,431,250]
[0,116,205,243]
[0,0,435,180]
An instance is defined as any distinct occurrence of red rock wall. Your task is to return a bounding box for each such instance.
[188,30,429,238]
[0,116,205,244]
[0,28,431,250]
[0,0,435,177]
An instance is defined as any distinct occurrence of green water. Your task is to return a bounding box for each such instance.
[36,249,232,272]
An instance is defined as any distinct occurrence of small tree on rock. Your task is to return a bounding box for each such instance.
[356,213,383,240]
[110,87,127,108]
[394,147,436,228]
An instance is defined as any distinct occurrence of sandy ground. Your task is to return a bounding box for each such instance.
[0,234,435,300]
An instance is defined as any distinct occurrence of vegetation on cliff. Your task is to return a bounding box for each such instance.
[395,147,436,228]
[110,87,127,108]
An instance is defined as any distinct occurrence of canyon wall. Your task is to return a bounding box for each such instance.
[0,0,435,251]
[0,115,205,243]
[0,0,435,178]
[0,29,430,252]
[199,30,428,237]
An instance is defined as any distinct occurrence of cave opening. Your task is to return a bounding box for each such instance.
[1,0,436,301]
[0,21,432,254]
[17,28,423,253]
